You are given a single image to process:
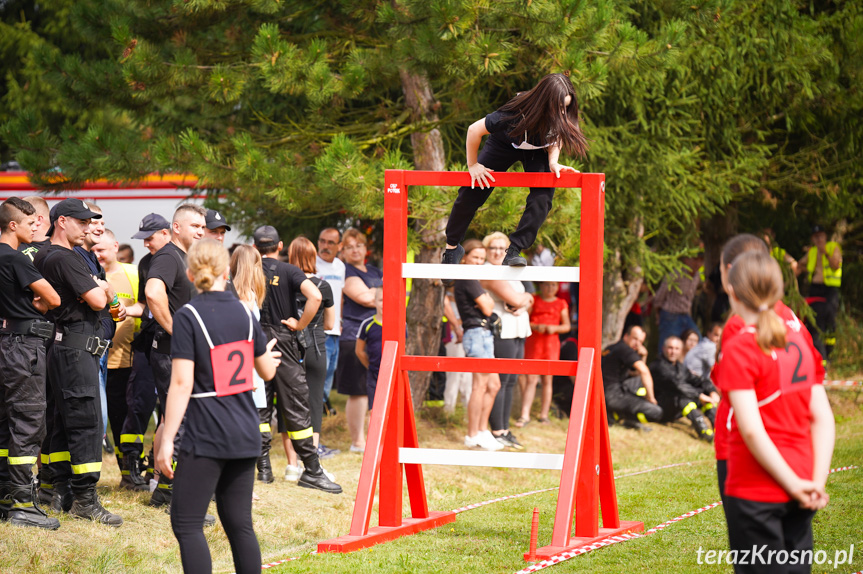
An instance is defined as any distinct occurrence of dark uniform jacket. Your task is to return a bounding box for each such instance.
[649,355,717,402]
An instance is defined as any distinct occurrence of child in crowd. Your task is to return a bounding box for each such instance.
[355,287,383,410]
[715,251,834,572]
[518,281,570,426]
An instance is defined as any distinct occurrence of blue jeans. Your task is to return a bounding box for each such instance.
[99,350,109,435]
[323,334,339,400]
[657,310,700,355]
[462,328,494,359]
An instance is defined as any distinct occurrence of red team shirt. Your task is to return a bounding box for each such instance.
[525,296,568,360]
[713,301,824,502]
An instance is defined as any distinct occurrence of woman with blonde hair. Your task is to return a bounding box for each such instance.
[156,239,280,574]
[481,232,533,449]
[229,245,273,483]
[714,251,833,571]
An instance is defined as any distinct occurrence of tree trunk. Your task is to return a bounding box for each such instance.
[399,68,447,410]
[602,249,643,348]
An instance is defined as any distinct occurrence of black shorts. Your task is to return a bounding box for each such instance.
[335,338,367,397]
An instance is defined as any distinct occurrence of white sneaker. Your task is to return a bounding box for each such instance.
[464,434,480,448]
[349,445,365,453]
[478,430,505,451]
[284,464,302,482]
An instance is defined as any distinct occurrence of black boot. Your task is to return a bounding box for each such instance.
[687,408,714,443]
[119,456,150,492]
[50,481,73,514]
[144,449,155,483]
[8,484,61,530]
[298,457,342,494]
[702,403,716,427]
[0,481,10,521]
[149,477,172,508]
[256,451,275,484]
[37,467,54,506]
[70,485,123,527]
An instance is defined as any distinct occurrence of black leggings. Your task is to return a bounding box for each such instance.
[171,451,260,574]
[446,136,553,251]
[490,337,524,432]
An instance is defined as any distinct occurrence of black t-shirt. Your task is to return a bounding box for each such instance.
[171,291,267,459]
[296,276,334,348]
[147,242,195,323]
[34,244,100,328]
[19,239,51,262]
[0,243,45,321]
[259,258,308,326]
[485,104,549,148]
[74,246,115,340]
[136,252,157,334]
[454,279,489,330]
[600,339,642,394]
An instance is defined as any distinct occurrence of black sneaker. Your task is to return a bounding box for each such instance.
[503,430,524,450]
[503,246,527,267]
[102,434,113,455]
[441,245,465,287]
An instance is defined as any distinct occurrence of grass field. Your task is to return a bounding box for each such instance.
[1,389,860,574]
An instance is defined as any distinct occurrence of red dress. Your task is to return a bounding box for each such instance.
[525,297,568,360]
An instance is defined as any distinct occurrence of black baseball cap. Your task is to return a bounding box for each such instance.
[132,213,171,239]
[46,198,102,237]
[811,224,826,235]
[253,225,280,249]
[206,209,231,231]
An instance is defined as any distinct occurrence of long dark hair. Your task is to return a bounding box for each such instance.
[500,73,588,158]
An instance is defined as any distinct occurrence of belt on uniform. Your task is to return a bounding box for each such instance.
[53,330,110,358]
[0,318,55,339]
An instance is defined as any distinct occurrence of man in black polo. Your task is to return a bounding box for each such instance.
[0,198,61,529]
[254,225,341,493]
[116,213,171,490]
[601,324,663,430]
[145,204,205,507]
[34,198,123,526]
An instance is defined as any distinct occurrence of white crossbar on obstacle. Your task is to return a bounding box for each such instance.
[399,448,564,470]
[402,263,580,283]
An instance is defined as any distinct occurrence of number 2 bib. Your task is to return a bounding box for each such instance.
[775,330,816,397]
[185,303,255,398]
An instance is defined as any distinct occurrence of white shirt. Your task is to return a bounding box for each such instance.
[485,263,532,339]
[316,255,345,336]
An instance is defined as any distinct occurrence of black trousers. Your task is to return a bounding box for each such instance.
[808,283,839,360]
[0,334,47,487]
[106,367,132,460]
[119,350,157,461]
[45,325,103,490]
[151,349,183,485]
[490,337,524,432]
[261,325,316,464]
[724,495,815,574]
[305,341,326,435]
[171,451,260,574]
[445,136,553,251]
[605,381,664,425]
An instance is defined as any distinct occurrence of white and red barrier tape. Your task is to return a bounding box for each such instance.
[824,380,863,388]
[513,465,858,574]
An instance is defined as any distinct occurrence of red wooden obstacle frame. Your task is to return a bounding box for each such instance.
[318,170,644,558]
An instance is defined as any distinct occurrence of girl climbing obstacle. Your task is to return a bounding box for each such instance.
[442,73,589,268]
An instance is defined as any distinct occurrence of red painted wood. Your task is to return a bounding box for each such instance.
[531,521,644,561]
[319,512,457,553]
[401,355,579,376]
[402,170,585,189]
[348,341,398,536]
[550,348,594,548]
[597,372,621,528]
[402,371,430,519]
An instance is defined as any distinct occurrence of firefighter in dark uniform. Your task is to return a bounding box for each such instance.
[144,204,208,510]
[0,198,61,529]
[253,226,341,493]
[33,198,124,526]
[601,324,663,430]
[116,213,171,490]
[649,336,716,442]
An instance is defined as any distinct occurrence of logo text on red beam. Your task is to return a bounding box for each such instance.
[387,183,401,194]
